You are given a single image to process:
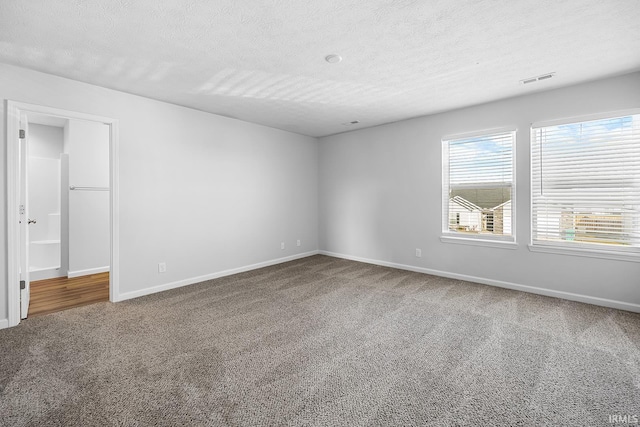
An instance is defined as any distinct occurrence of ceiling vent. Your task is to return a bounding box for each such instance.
[521,72,555,85]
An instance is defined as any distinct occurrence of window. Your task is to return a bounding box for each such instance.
[442,129,516,243]
[531,112,640,260]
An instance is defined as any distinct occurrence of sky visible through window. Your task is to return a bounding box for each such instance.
[449,133,512,185]
[546,115,633,149]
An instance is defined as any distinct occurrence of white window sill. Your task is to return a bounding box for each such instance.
[440,235,518,249]
[528,244,640,263]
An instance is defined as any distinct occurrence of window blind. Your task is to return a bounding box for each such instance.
[443,130,515,238]
[531,113,640,252]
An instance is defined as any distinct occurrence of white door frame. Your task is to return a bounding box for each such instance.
[19,112,30,319]
[6,100,120,327]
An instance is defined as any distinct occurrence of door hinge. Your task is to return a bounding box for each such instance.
[20,280,25,290]
[19,129,25,139]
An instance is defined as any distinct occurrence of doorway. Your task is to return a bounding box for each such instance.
[6,101,120,327]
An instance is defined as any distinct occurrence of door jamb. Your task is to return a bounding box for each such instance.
[6,100,119,327]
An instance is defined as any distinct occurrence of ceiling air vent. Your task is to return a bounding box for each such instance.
[521,72,555,85]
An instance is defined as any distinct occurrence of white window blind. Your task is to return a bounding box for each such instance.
[531,113,640,254]
[443,130,515,239]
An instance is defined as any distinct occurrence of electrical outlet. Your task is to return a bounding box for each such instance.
[297,239,301,247]
[415,248,422,258]
[158,262,166,273]
[281,242,285,250]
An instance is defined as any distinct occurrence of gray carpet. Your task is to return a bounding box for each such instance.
[1,255,639,426]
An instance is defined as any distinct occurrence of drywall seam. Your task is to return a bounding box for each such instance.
[115,251,320,302]
[319,250,640,313]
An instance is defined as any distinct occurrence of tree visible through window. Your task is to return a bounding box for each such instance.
[531,113,640,254]
[443,130,515,240]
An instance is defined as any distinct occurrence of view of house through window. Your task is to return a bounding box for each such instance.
[443,130,515,239]
[531,113,640,252]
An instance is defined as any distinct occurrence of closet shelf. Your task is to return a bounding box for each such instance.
[31,240,61,245]
[30,265,61,273]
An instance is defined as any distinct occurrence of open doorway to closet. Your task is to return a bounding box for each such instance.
[6,101,119,326]
[28,115,110,315]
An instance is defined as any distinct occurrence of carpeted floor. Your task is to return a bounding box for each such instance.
[1,255,639,426]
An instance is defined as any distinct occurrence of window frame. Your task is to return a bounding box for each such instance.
[441,127,517,249]
[529,109,640,263]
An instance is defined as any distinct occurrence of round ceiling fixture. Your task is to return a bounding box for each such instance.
[325,54,342,64]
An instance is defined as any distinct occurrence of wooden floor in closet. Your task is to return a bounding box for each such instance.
[29,272,109,316]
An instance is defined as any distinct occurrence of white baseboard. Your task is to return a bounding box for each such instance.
[68,266,110,278]
[30,268,67,282]
[0,318,9,330]
[319,250,640,313]
[115,251,320,302]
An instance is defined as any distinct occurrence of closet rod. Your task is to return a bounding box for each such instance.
[69,185,109,191]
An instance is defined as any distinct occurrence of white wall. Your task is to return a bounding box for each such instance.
[319,72,640,310]
[28,124,63,276]
[29,124,64,158]
[0,63,319,324]
[67,120,110,276]
[28,124,63,245]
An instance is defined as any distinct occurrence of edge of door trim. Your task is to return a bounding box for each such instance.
[5,100,120,327]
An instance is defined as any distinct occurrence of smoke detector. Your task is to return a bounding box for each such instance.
[325,54,342,64]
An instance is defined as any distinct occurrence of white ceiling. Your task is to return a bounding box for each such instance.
[1,0,639,137]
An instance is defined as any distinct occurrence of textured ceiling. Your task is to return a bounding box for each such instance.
[1,0,639,137]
